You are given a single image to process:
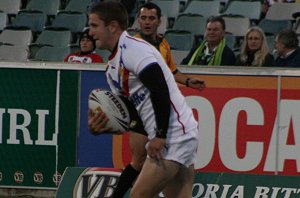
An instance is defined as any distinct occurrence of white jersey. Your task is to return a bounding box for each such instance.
[106,31,198,144]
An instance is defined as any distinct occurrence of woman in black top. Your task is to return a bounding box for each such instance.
[236,26,275,67]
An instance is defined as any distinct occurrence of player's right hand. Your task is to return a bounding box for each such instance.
[88,109,112,135]
[147,137,166,160]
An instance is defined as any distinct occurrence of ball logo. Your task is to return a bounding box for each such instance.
[73,168,121,198]
[33,172,43,184]
[104,91,128,120]
[53,172,62,186]
[14,171,24,183]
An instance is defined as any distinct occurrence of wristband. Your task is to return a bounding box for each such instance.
[186,78,190,87]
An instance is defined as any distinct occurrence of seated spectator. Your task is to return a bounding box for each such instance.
[235,26,275,66]
[274,29,300,67]
[64,28,103,63]
[181,16,236,66]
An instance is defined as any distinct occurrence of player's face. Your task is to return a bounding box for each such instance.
[247,30,262,52]
[138,8,161,39]
[89,13,112,50]
[205,21,225,45]
[80,38,94,53]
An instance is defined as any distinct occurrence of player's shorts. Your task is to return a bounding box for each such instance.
[120,96,147,136]
[148,135,198,168]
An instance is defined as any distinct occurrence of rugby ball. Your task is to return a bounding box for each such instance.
[88,89,130,133]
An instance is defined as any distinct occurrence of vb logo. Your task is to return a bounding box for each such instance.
[73,168,121,198]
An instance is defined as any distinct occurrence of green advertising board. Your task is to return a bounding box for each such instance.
[57,168,300,198]
[0,68,78,188]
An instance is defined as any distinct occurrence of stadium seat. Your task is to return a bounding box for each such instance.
[0,27,32,47]
[33,46,70,62]
[10,10,47,33]
[29,28,72,59]
[50,11,87,34]
[171,49,189,65]
[24,0,60,16]
[0,0,22,16]
[0,45,29,61]
[152,0,180,20]
[222,15,250,37]
[181,0,221,18]
[265,3,300,20]
[96,49,111,63]
[164,30,194,51]
[225,33,237,50]
[172,14,207,37]
[63,0,92,13]
[0,11,7,32]
[222,1,261,21]
[258,19,292,35]
[266,35,275,54]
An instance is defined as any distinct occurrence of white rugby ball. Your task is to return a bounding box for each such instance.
[88,89,130,133]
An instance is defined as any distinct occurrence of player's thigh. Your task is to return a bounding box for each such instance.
[129,132,148,170]
[163,165,194,198]
[130,158,181,198]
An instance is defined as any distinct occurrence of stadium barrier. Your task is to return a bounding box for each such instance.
[0,61,299,193]
[56,167,300,198]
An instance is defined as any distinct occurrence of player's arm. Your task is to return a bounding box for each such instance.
[139,63,170,139]
[139,63,170,159]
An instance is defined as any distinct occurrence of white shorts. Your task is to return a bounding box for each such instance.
[147,136,198,168]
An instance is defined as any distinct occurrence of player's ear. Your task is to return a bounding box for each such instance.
[108,20,119,33]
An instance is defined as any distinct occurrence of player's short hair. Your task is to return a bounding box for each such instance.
[206,16,226,30]
[90,1,128,30]
[138,2,162,19]
[276,29,299,49]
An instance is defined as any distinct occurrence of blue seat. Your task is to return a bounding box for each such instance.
[50,11,87,34]
[33,46,70,62]
[0,11,7,32]
[24,0,60,16]
[258,19,292,35]
[63,0,92,13]
[172,14,207,37]
[181,0,221,18]
[164,30,194,51]
[11,10,47,33]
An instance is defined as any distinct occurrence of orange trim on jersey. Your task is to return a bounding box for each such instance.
[121,67,130,96]
[112,135,124,169]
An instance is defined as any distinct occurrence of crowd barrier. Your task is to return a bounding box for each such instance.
[0,61,299,190]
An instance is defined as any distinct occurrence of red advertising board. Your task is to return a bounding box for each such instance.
[111,74,300,176]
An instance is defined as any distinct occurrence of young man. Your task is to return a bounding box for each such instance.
[88,1,199,198]
[113,2,205,197]
[64,28,103,63]
[181,16,236,66]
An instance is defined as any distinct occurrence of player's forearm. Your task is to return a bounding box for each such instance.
[139,63,170,138]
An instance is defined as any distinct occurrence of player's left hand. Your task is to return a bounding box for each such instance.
[147,137,166,160]
[188,78,206,91]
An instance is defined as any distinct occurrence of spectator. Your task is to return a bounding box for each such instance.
[64,28,103,63]
[235,26,275,66]
[181,16,236,66]
[274,29,300,67]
